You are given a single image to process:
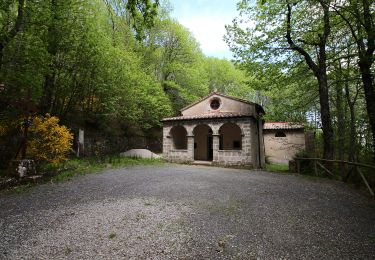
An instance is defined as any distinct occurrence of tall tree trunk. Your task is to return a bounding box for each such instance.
[317,73,334,160]
[285,1,334,160]
[334,0,375,159]
[40,0,58,114]
[347,100,357,162]
[358,58,375,159]
[335,74,345,162]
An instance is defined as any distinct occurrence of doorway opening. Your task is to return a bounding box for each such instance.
[193,124,213,161]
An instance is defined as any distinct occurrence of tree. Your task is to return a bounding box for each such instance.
[331,0,375,159]
[140,16,209,112]
[226,0,337,160]
[205,57,255,100]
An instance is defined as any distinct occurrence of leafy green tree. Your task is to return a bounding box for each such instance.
[140,16,209,112]
[226,0,337,160]
[204,57,255,100]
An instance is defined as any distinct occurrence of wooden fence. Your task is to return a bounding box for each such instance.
[295,158,375,199]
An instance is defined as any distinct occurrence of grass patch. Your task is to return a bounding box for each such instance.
[51,156,164,183]
[265,163,289,173]
[109,233,117,239]
[11,183,35,194]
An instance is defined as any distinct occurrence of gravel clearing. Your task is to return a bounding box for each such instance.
[0,164,374,259]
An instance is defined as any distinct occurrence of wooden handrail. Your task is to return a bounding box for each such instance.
[295,157,375,170]
[294,157,374,199]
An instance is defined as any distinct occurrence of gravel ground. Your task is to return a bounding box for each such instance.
[0,164,374,259]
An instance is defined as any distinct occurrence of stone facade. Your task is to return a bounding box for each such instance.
[163,93,265,168]
[163,118,259,167]
[263,123,305,165]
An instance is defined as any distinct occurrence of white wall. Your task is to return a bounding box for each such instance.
[264,130,305,165]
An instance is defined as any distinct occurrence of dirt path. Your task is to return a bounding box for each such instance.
[0,165,374,259]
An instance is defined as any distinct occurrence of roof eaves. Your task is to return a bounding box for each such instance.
[161,113,253,122]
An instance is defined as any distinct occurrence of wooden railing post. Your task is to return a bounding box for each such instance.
[356,167,375,199]
[297,159,300,174]
[313,160,318,176]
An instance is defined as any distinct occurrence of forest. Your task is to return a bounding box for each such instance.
[0,0,374,168]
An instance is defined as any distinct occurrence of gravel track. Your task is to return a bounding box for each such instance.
[0,164,374,259]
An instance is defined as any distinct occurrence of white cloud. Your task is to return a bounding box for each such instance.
[169,1,238,59]
[179,15,231,57]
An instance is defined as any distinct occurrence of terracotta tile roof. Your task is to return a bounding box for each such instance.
[264,122,304,130]
[161,112,252,122]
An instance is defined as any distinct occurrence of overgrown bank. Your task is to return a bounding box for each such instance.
[0,156,164,193]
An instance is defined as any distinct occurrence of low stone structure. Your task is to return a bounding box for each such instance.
[162,92,265,168]
[263,122,305,165]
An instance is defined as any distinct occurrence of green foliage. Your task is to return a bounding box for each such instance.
[0,0,253,166]
[225,0,375,162]
[205,57,255,99]
[140,16,211,112]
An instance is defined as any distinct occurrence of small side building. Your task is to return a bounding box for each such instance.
[161,92,265,168]
[263,122,305,165]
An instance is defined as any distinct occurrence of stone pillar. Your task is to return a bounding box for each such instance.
[212,134,220,163]
[258,120,265,167]
[242,122,252,166]
[187,135,194,161]
[162,126,171,159]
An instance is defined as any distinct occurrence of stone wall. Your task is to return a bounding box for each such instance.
[163,117,260,167]
[264,129,305,165]
[216,150,248,166]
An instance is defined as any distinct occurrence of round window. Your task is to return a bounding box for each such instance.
[210,99,220,110]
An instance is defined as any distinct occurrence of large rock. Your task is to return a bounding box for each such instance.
[120,149,161,159]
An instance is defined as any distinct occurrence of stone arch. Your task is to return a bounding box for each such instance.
[193,124,213,161]
[219,122,242,150]
[170,125,187,150]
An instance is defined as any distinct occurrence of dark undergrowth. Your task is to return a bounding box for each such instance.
[1,156,164,194]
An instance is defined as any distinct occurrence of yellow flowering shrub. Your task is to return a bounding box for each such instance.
[27,114,73,165]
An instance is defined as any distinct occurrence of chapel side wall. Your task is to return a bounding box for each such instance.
[264,129,305,165]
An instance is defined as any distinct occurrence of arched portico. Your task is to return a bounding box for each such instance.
[219,122,243,150]
[170,125,187,150]
[162,118,263,167]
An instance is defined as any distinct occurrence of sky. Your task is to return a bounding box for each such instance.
[168,0,239,59]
